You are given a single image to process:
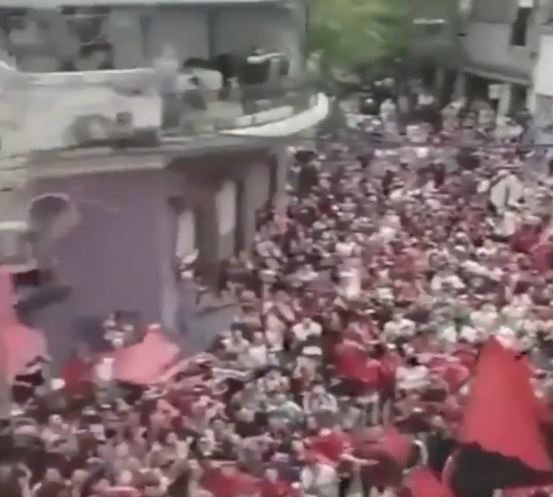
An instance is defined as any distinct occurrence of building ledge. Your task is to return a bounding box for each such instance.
[221,92,329,137]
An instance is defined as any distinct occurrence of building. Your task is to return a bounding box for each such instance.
[408,0,461,105]
[529,1,553,141]
[456,0,538,115]
[0,0,329,364]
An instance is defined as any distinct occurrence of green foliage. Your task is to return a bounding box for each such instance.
[309,0,450,70]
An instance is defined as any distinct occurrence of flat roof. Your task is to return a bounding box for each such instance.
[0,0,288,6]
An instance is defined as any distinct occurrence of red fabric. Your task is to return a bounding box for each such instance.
[309,429,353,464]
[201,469,258,497]
[333,341,381,386]
[256,479,292,497]
[404,468,452,497]
[61,357,94,396]
[511,226,541,254]
[113,329,180,385]
[379,353,401,392]
[531,242,553,273]
[459,338,552,471]
[377,427,413,467]
[0,268,48,384]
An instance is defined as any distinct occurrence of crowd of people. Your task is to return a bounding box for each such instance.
[3,99,553,497]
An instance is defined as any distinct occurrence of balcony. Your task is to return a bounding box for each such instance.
[0,60,327,159]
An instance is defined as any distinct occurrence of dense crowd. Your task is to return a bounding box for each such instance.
[3,99,553,497]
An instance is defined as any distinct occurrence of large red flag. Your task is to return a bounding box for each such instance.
[0,267,48,384]
[112,325,180,385]
[460,338,551,472]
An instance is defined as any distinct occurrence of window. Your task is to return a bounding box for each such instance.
[0,230,20,259]
[176,210,195,258]
[511,7,532,47]
[216,181,237,237]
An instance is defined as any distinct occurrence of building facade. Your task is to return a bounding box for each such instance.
[0,0,329,364]
[408,0,462,105]
[456,0,539,115]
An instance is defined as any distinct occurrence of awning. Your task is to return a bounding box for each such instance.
[463,62,531,86]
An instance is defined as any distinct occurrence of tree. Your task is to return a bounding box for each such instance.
[309,0,453,73]
[309,0,410,70]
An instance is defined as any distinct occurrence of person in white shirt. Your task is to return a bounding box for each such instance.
[240,331,272,370]
[383,316,416,341]
[470,303,499,336]
[396,357,430,392]
[301,456,339,497]
[292,317,322,342]
[430,270,465,294]
[223,329,250,357]
[303,383,338,416]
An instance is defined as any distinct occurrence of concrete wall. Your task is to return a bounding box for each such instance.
[462,21,535,81]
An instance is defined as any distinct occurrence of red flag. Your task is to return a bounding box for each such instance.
[460,338,552,472]
[0,267,48,383]
[112,326,180,385]
[404,468,452,497]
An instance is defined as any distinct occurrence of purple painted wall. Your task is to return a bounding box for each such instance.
[28,147,285,367]
[32,170,167,362]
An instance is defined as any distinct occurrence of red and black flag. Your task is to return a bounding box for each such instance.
[446,339,553,497]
